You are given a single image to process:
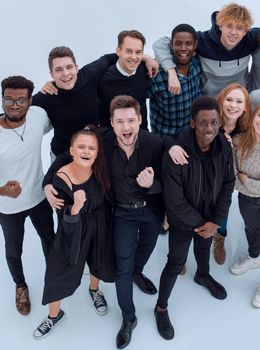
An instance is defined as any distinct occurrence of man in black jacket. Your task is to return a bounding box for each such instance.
[154,97,235,340]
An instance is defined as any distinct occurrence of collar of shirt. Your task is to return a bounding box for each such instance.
[116,60,137,77]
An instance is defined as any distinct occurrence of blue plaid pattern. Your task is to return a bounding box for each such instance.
[148,57,201,137]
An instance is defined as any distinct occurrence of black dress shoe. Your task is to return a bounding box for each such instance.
[154,306,174,340]
[194,271,227,300]
[133,273,157,294]
[116,317,137,349]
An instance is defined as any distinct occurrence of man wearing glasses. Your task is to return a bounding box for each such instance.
[0,76,54,316]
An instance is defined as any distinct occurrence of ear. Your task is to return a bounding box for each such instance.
[139,114,142,125]
[69,145,74,157]
[28,97,32,106]
[194,40,198,50]
[76,64,79,73]
[110,116,114,128]
[116,46,121,57]
[190,119,195,129]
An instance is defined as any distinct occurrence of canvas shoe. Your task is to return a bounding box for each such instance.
[89,288,107,315]
[230,255,260,275]
[33,309,65,340]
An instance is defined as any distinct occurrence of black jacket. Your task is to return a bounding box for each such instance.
[162,127,235,231]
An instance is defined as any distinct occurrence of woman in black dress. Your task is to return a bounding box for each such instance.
[33,126,114,339]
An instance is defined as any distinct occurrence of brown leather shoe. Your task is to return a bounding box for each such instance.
[213,233,226,265]
[16,285,31,315]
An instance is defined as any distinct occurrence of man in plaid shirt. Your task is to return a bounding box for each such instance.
[149,24,201,138]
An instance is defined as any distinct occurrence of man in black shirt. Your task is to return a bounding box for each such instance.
[98,30,149,130]
[108,95,164,349]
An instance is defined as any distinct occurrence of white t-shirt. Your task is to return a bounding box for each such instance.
[0,106,52,214]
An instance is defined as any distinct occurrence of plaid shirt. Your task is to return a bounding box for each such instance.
[148,56,201,137]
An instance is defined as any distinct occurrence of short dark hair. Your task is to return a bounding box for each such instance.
[48,46,76,71]
[70,125,110,193]
[118,30,146,48]
[191,96,220,119]
[1,76,34,98]
[171,23,197,41]
[110,95,141,117]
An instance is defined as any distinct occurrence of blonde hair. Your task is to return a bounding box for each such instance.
[217,83,251,131]
[216,3,253,31]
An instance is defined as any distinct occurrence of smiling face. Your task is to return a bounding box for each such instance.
[171,32,197,66]
[111,107,141,148]
[222,88,246,124]
[50,56,78,90]
[70,134,98,168]
[191,109,220,151]
[2,88,31,124]
[220,21,247,50]
[116,36,143,74]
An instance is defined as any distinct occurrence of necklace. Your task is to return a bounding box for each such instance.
[4,118,26,141]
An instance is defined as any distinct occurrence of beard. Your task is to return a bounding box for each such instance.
[5,113,26,123]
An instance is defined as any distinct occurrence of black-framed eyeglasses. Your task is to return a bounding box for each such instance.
[3,97,29,107]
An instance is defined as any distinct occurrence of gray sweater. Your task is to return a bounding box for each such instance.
[233,140,260,197]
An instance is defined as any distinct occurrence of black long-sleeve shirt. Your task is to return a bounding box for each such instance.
[32,54,117,156]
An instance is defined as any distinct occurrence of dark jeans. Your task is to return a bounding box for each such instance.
[0,199,55,285]
[157,227,212,309]
[113,205,163,321]
[239,193,260,258]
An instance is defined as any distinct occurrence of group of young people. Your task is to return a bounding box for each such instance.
[1,2,260,348]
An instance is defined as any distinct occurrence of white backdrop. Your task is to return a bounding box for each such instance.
[1,0,260,97]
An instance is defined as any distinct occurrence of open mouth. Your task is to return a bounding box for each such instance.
[122,132,132,140]
[81,156,91,160]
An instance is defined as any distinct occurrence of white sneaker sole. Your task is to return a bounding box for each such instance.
[33,312,65,340]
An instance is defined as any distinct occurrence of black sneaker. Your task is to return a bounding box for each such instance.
[89,288,108,315]
[154,306,174,340]
[33,309,65,340]
[194,271,227,300]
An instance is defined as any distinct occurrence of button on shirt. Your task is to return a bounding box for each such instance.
[111,138,147,204]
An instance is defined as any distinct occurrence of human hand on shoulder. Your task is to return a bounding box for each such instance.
[41,81,58,95]
[136,167,154,188]
[168,145,189,165]
[143,54,159,78]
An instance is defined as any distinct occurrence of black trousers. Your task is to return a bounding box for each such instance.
[0,199,55,285]
[157,227,212,309]
[239,192,260,258]
[113,205,163,321]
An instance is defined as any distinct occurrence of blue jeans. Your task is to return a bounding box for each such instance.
[113,205,163,321]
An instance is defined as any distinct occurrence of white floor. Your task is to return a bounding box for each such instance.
[0,190,259,350]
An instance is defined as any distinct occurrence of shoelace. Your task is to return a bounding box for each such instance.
[93,290,106,307]
[38,319,53,334]
[239,255,250,264]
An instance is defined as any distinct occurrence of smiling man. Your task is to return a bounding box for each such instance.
[98,30,151,130]
[154,97,235,340]
[0,76,54,316]
[148,24,201,138]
